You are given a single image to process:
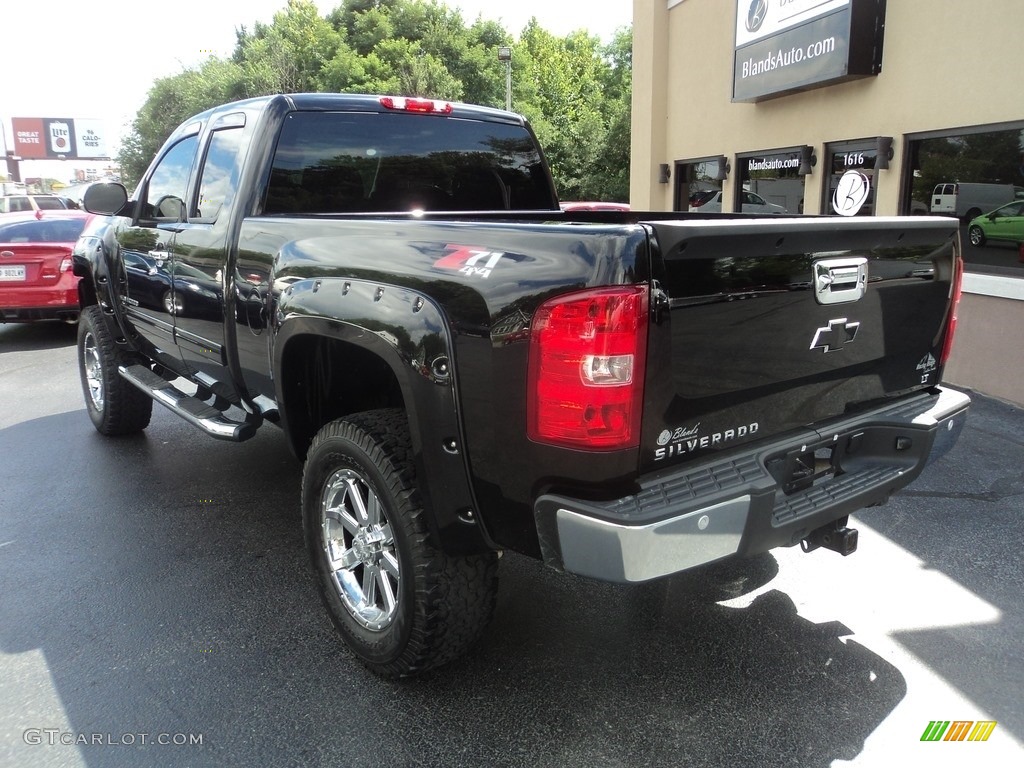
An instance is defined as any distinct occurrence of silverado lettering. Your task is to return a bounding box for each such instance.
[655,422,760,460]
[71,93,970,678]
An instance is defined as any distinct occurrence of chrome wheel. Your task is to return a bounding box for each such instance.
[82,329,105,412]
[968,225,985,247]
[162,290,184,315]
[77,305,153,435]
[321,467,400,631]
[303,410,498,676]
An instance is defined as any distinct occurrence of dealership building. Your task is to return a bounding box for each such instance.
[630,0,1024,404]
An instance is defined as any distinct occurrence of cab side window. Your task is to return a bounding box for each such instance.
[194,128,243,222]
[143,136,199,222]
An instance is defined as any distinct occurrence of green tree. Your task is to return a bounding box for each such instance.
[514,21,629,201]
[232,0,342,95]
[587,27,633,201]
[117,0,634,202]
[118,57,244,188]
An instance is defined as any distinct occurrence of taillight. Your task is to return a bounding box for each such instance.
[59,257,73,273]
[379,96,453,114]
[527,286,649,450]
[939,250,964,365]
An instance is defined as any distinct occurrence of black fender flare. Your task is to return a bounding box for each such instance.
[273,276,494,555]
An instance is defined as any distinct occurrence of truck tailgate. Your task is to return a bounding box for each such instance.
[640,216,959,472]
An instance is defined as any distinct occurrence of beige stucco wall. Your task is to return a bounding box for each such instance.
[630,0,1024,407]
[631,0,1024,213]
[943,280,1024,406]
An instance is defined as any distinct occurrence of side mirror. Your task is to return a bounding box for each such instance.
[153,195,186,220]
[83,182,130,216]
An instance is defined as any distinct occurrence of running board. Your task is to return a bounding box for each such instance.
[118,364,259,441]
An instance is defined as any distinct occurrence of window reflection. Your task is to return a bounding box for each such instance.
[674,158,724,211]
[906,125,1024,274]
[143,136,199,222]
[738,151,802,213]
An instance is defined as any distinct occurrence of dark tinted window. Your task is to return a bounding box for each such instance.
[0,217,87,243]
[7,197,33,212]
[994,202,1024,217]
[34,196,67,210]
[264,111,557,214]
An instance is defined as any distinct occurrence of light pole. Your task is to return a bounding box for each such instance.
[497,46,512,112]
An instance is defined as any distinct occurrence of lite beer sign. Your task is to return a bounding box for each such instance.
[10,117,109,160]
[49,122,72,155]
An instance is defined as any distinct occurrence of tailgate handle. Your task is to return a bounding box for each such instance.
[814,257,867,305]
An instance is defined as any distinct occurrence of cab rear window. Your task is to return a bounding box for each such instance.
[264,111,558,214]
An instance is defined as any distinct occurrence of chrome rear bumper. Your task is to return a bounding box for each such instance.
[535,386,970,583]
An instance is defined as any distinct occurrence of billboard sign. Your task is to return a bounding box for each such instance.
[733,0,886,102]
[11,117,109,160]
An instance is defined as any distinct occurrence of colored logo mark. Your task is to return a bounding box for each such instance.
[920,720,997,742]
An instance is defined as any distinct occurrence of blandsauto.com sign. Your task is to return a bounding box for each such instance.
[732,0,886,102]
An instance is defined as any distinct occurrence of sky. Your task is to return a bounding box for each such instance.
[1,0,632,184]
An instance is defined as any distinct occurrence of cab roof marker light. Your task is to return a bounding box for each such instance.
[379,96,454,115]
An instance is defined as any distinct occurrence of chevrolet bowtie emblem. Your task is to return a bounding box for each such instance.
[810,318,860,353]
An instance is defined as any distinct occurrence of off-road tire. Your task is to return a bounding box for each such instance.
[302,408,498,678]
[77,305,153,435]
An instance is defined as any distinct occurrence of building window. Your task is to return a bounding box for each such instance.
[674,156,727,212]
[736,149,804,214]
[823,140,879,217]
[904,123,1024,275]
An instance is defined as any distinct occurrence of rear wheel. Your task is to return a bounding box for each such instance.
[302,409,498,677]
[77,305,153,435]
[968,225,986,247]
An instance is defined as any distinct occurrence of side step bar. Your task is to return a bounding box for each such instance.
[118,364,259,441]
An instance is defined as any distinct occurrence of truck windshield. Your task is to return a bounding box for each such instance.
[264,111,558,214]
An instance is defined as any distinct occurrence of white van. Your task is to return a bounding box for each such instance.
[931,182,1024,221]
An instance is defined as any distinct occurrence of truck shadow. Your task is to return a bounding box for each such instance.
[855,391,1023,741]
[0,321,78,352]
[0,408,904,768]
[408,552,905,768]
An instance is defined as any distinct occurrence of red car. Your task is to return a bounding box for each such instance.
[0,210,91,323]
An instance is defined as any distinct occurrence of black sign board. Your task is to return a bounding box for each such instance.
[733,0,886,102]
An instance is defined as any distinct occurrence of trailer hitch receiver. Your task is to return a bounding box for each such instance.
[801,517,859,556]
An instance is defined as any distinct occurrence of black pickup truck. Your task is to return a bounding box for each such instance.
[73,93,970,677]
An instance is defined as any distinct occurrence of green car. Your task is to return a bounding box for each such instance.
[968,200,1024,247]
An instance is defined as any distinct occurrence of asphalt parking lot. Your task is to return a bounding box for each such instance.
[1,321,1022,768]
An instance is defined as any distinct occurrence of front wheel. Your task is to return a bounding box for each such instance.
[968,225,986,247]
[162,290,183,316]
[77,306,153,435]
[302,409,498,677]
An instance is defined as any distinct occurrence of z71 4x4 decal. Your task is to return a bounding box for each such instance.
[434,245,506,279]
